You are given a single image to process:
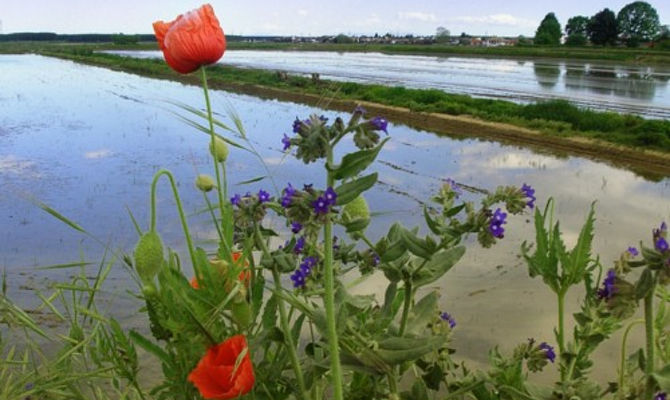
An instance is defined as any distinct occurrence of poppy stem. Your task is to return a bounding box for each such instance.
[200,67,233,259]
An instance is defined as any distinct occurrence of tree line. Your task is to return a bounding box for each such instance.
[535,1,669,47]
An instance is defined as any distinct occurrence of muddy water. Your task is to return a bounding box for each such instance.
[107,49,670,119]
[1,54,669,383]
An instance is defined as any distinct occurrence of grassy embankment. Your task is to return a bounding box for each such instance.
[2,39,670,63]
[225,41,670,64]
[2,43,669,175]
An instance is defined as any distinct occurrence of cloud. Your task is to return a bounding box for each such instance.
[84,149,112,159]
[451,14,537,28]
[297,9,308,16]
[397,11,437,22]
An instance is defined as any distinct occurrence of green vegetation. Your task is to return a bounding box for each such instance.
[22,48,670,153]
[617,1,661,46]
[535,13,562,45]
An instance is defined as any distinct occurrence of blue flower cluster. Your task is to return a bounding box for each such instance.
[313,187,337,215]
[290,256,318,288]
[654,391,667,400]
[229,190,272,206]
[539,342,556,363]
[627,246,639,257]
[654,222,668,253]
[440,311,456,328]
[597,269,617,300]
[370,116,388,134]
[281,133,291,151]
[293,236,306,254]
[489,208,507,238]
[521,183,536,209]
[281,183,296,208]
[444,178,462,198]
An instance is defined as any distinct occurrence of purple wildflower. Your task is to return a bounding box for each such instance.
[300,256,317,275]
[324,186,337,206]
[290,270,306,288]
[370,116,388,134]
[656,237,669,253]
[354,105,366,115]
[444,178,462,198]
[281,133,291,151]
[440,312,456,329]
[303,184,313,191]
[294,236,306,254]
[521,183,536,209]
[627,246,639,257]
[292,118,302,133]
[291,221,303,234]
[319,115,328,123]
[654,392,667,400]
[313,196,330,215]
[230,193,242,206]
[373,253,380,266]
[281,183,296,208]
[597,269,617,300]
[489,208,507,239]
[539,342,556,363]
[258,189,271,203]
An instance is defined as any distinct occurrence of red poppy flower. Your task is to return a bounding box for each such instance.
[191,252,251,289]
[188,335,255,399]
[152,4,226,74]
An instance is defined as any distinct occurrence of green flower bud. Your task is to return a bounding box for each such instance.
[134,231,163,284]
[141,283,157,298]
[195,174,215,192]
[343,195,370,232]
[209,137,229,162]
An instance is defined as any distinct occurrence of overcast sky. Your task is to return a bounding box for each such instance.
[1,0,668,37]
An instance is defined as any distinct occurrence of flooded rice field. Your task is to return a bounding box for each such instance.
[108,49,670,119]
[1,54,669,380]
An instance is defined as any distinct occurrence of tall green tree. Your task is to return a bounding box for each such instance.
[565,16,589,46]
[535,12,562,45]
[617,1,660,46]
[587,8,619,46]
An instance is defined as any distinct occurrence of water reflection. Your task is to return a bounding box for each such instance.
[561,63,665,100]
[533,62,561,88]
[1,55,669,383]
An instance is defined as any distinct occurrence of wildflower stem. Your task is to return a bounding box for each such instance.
[557,289,566,381]
[324,147,344,400]
[149,170,196,270]
[399,281,413,336]
[253,226,309,400]
[618,319,644,399]
[200,67,232,259]
[643,276,656,400]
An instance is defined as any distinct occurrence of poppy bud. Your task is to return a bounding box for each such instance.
[209,137,229,162]
[134,231,164,284]
[195,174,215,192]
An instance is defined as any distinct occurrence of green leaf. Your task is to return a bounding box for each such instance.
[400,228,433,259]
[564,202,595,286]
[328,138,389,180]
[376,335,446,365]
[635,268,654,300]
[423,206,443,235]
[236,176,266,185]
[380,240,407,264]
[261,294,278,331]
[35,200,86,234]
[652,363,670,392]
[413,246,465,288]
[405,291,439,335]
[334,173,377,206]
[129,331,169,364]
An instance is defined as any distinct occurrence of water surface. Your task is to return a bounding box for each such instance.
[108,49,670,119]
[1,54,669,382]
